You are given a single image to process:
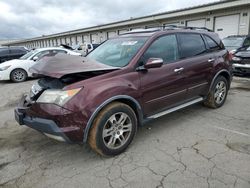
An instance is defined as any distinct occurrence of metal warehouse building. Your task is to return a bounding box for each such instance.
[3,0,250,48]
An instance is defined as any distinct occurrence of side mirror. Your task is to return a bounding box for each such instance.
[144,58,163,69]
[33,56,38,61]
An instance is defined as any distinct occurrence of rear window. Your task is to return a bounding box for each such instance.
[178,33,206,58]
[222,37,244,48]
[10,49,25,54]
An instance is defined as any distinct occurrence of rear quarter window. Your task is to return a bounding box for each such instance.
[178,33,206,58]
[203,35,221,51]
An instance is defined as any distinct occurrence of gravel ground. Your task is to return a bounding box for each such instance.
[0,76,250,188]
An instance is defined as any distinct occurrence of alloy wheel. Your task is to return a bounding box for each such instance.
[214,81,227,104]
[102,112,132,150]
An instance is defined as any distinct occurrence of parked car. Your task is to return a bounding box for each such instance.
[222,35,250,52]
[0,46,29,63]
[15,27,232,156]
[0,47,81,82]
[230,46,250,75]
[61,43,100,56]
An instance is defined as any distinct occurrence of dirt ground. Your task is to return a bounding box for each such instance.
[0,76,250,188]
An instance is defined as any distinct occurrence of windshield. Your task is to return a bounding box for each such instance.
[87,37,148,67]
[222,37,244,48]
[20,49,39,60]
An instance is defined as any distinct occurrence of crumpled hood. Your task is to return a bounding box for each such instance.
[29,54,120,78]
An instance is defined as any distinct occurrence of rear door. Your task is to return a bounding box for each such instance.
[177,33,214,99]
[139,34,188,116]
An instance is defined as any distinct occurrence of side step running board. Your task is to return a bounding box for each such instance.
[148,97,204,119]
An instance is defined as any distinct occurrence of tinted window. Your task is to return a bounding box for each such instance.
[243,38,250,47]
[178,34,206,58]
[10,49,25,54]
[204,35,220,51]
[143,34,179,63]
[0,49,9,55]
[222,37,244,48]
[53,50,67,54]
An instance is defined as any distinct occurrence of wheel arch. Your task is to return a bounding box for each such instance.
[10,68,28,80]
[209,69,232,92]
[83,95,143,143]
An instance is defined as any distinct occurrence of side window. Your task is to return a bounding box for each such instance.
[10,49,23,54]
[0,49,9,56]
[55,50,67,54]
[142,34,179,64]
[204,35,221,51]
[243,38,250,47]
[178,33,206,58]
[34,50,50,60]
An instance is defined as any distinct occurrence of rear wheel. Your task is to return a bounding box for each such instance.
[204,76,228,108]
[88,102,137,156]
[10,69,27,82]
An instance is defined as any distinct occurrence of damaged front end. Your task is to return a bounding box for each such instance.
[14,54,120,143]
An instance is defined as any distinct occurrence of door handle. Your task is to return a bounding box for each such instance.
[174,67,184,73]
[208,58,215,63]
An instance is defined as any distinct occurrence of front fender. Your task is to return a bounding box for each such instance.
[82,94,143,142]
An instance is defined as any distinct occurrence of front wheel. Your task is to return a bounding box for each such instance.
[204,76,229,108]
[10,69,27,82]
[88,102,137,156]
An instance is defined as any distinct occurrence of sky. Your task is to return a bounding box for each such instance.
[0,0,219,39]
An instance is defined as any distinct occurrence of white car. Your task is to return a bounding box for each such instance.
[0,47,81,82]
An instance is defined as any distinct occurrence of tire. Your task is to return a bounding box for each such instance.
[88,102,137,156]
[10,69,27,82]
[204,76,228,108]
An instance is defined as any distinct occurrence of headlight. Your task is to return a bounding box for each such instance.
[0,65,11,71]
[232,57,241,61]
[37,88,81,106]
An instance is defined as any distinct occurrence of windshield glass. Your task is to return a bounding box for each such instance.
[19,49,38,60]
[222,37,244,48]
[87,37,148,67]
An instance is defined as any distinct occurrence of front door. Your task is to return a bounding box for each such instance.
[138,34,188,117]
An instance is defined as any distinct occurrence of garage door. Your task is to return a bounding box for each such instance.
[107,31,117,39]
[91,33,99,43]
[187,19,206,27]
[77,35,82,44]
[214,14,239,39]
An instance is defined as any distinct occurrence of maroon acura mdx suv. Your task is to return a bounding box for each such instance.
[15,27,232,156]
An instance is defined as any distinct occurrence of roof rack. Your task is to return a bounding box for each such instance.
[119,28,161,35]
[164,25,212,32]
[119,25,212,35]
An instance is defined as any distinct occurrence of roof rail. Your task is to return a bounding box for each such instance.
[119,28,161,35]
[119,25,213,35]
[164,25,212,32]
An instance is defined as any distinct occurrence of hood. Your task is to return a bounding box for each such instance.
[235,51,250,58]
[0,59,27,66]
[29,54,120,78]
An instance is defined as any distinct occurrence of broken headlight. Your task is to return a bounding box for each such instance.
[37,88,81,106]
